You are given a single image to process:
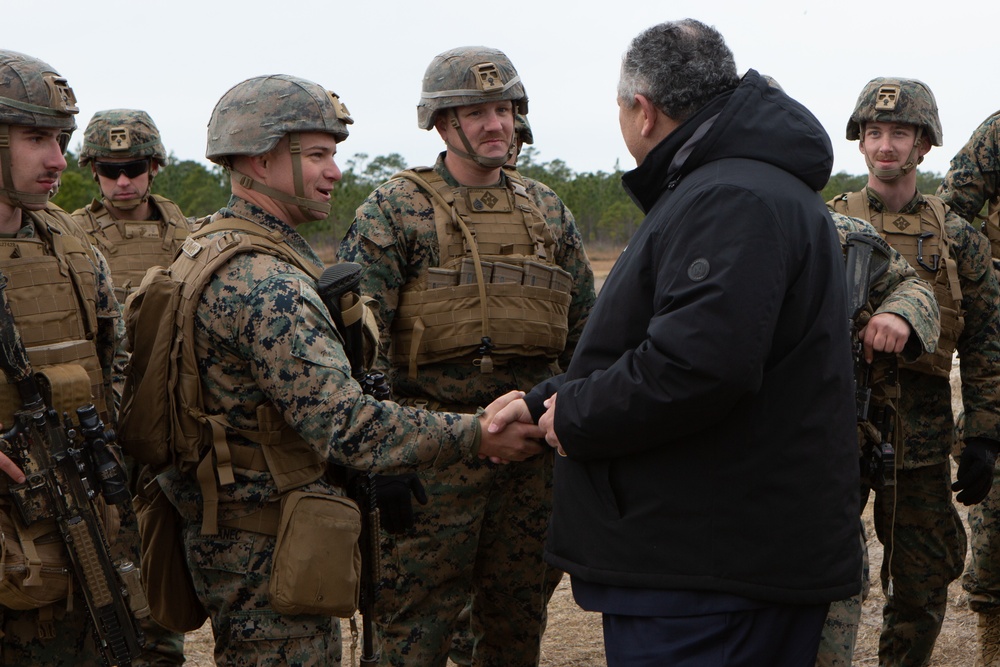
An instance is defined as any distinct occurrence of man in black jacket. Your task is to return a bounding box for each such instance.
[491,19,861,666]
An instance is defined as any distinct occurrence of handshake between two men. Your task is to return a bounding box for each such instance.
[478,391,562,464]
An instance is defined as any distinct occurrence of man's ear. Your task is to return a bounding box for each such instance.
[636,94,680,141]
[635,94,658,137]
[246,152,270,180]
[916,134,932,158]
[434,112,453,142]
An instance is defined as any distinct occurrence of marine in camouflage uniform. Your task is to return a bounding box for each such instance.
[71,108,189,667]
[337,47,595,667]
[828,78,1000,667]
[938,108,1000,665]
[0,50,133,667]
[816,211,940,667]
[72,109,191,302]
[447,112,567,667]
[149,74,543,667]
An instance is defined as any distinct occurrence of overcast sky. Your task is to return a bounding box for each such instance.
[8,1,998,181]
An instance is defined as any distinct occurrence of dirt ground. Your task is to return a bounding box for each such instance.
[180,247,979,665]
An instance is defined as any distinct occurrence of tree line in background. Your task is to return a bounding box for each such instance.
[52,148,948,248]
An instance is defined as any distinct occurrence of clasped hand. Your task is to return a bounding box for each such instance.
[487,393,565,458]
[476,391,546,464]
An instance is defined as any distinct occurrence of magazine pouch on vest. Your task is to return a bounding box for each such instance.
[833,191,963,378]
[390,167,572,377]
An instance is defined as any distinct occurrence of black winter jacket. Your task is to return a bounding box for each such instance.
[527,70,861,605]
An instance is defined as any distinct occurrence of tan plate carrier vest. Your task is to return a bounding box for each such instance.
[0,204,104,425]
[391,167,572,377]
[832,191,963,377]
[0,204,108,624]
[75,195,190,303]
[151,218,327,535]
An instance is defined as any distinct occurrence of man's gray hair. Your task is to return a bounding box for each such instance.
[618,19,739,122]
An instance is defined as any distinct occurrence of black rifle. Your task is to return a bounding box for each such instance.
[844,231,897,488]
[318,262,386,666]
[0,274,148,667]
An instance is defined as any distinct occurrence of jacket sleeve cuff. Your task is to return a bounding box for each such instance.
[525,391,546,424]
[469,409,485,457]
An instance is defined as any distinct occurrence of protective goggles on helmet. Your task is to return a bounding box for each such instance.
[94,158,150,179]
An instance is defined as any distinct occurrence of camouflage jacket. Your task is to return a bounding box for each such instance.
[159,196,478,518]
[338,153,596,408]
[843,189,1000,467]
[938,110,1000,223]
[832,211,939,356]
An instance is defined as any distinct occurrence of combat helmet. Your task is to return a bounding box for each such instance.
[847,77,942,181]
[80,109,167,210]
[0,50,78,209]
[80,109,166,165]
[206,74,353,219]
[418,47,528,168]
[515,114,533,146]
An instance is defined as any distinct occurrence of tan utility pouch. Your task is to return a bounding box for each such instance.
[134,478,208,632]
[0,497,119,611]
[0,509,71,610]
[268,490,361,618]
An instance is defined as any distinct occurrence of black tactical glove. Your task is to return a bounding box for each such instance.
[952,437,1000,506]
[374,474,428,534]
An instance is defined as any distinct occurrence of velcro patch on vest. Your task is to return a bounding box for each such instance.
[124,222,163,239]
[883,214,922,235]
[465,188,512,213]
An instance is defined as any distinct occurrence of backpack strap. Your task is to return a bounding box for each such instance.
[173,221,324,534]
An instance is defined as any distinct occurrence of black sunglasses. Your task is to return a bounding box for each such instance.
[94,158,151,180]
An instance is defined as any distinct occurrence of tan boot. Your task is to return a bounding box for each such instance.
[976,612,1000,667]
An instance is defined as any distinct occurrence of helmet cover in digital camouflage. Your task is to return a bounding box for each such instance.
[0,50,78,208]
[847,78,942,146]
[80,109,166,166]
[417,47,528,131]
[206,74,353,219]
[847,77,941,181]
[514,114,533,145]
[206,74,352,163]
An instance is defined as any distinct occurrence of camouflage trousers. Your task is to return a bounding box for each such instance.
[0,604,104,667]
[964,465,1000,614]
[181,521,340,667]
[377,451,556,667]
[816,522,870,667]
[870,462,967,667]
[450,566,565,664]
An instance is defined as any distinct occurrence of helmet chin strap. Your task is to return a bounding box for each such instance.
[867,127,924,183]
[103,189,148,212]
[446,109,515,169]
[0,124,52,210]
[231,133,332,220]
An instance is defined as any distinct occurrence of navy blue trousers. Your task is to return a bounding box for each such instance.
[602,602,829,667]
